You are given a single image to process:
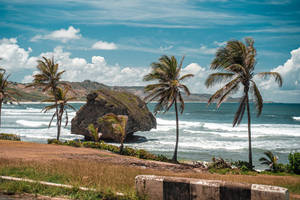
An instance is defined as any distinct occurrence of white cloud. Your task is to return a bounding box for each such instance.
[31,26,81,43]
[23,46,149,86]
[92,41,118,50]
[0,38,36,72]
[255,47,300,103]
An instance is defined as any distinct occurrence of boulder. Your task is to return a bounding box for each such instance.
[71,88,156,142]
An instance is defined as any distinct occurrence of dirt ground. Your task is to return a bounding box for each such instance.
[0,140,200,173]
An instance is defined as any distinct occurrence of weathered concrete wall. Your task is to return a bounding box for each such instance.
[135,175,289,200]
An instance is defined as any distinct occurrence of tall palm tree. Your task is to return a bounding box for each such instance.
[27,56,68,139]
[205,38,282,167]
[98,113,128,154]
[0,71,19,127]
[143,55,194,162]
[42,87,76,140]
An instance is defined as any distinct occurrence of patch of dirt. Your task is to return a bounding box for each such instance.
[0,140,204,173]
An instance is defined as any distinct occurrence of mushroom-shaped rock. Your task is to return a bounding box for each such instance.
[71,89,156,142]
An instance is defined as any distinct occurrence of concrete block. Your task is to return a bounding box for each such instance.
[190,179,222,200]
[220,181,251,200]
[163,177,190,200]
[251,184,289,200]
[135,175,164,200]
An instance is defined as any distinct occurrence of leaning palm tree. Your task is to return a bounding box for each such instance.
[205,38,282,167]
[42,87,76,140]
[27,56,68,139]
[143,55,194,162]
[0,71,19,127]
[259,151,279,172]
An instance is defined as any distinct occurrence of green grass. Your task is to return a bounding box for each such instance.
[0,179,138,200]
[0,166,70,184]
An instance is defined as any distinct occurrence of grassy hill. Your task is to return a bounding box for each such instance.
[7,80,243,103]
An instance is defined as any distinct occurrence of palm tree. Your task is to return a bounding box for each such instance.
[143,55,194,162]
[0,71,19,127]
[205,38,282,167]
[259,151,279,172]
[42,87,76,140]
[98,113,128,154]
[27,56,68,139]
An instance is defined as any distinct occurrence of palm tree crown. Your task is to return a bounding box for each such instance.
[28,57,66,92]
[143,55,194,162]
[205,38,282,167]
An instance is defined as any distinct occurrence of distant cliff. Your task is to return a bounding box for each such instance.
[7,80,245,103]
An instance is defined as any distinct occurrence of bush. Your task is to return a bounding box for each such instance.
[47,139,63,145]
[49,139,172,163]
[288,152,300,174]
[232,160,253,171]
[0,133,21,141]
[209,157,231,169]
[63,140,82,147]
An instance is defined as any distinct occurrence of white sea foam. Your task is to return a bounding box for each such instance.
[16,120,50,127]
[293,116,300,121]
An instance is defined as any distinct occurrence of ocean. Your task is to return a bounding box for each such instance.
[1,102,300,169]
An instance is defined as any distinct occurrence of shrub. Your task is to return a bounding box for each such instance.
[0,133,21,141]
[47,139,63,145]
[209,157,231,169]
[232,160,253,171]
[288,152,300,174]
[63,140,82,147]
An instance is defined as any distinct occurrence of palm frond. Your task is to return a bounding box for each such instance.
[257,72,283,87]
[251,80,263,116]
[232,95,247,127]
[205,73,235,88]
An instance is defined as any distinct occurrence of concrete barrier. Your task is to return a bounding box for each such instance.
[135,175,289,200]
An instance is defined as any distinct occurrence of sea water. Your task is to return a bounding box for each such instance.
[1,102,300,169]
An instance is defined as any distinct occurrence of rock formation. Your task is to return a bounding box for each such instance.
[71,88,156,142]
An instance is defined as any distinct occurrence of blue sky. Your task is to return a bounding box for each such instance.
[0,0,300,102]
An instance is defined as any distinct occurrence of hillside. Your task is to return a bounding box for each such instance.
[7,80,243,103]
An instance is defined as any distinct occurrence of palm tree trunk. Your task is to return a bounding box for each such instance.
[246,95,253,168]
[172,99,179,163]
[52,87,60,140]
[0,99,2,128]
[57,108,62,140]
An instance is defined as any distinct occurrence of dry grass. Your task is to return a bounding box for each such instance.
[1,158,299,196]
[0,140,299,198]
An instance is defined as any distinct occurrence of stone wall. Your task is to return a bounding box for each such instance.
[135,175,289,200]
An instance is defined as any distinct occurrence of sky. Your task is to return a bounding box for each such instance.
[0,0,300,103]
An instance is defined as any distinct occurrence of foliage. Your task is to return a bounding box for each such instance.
[205,38,283,167]
[88,124,101,142]
[259,151,280,172]
[143,55,194,162]
[0,71,20,127]
[0,133,20,141]
[208,157,232,169]
[48,139,171,162]
[288,152,300,174]
[42,86,76,140]
[231,160,253,171]
[27,56,69,140]
[98,113,128,153]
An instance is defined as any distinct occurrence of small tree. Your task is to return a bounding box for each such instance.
[42,87,76,140]
[88,124,102,142]
[259,151,279,172]
[98,113,128,154]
